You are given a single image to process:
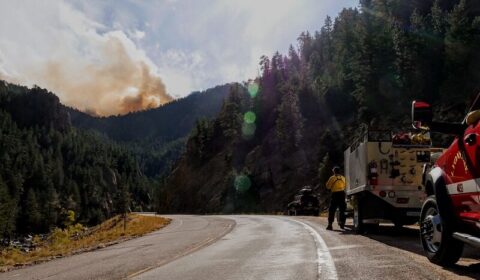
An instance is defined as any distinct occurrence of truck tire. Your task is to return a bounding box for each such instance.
[420,196,463,266]
[393,221,404,229]
[364,223,379,233]
[353,196,364,234]
[393,218,405,229]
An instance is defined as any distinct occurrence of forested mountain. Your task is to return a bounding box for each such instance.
[3,0,480,235]
[68,84,232,142]
[158,0,480,213]
[0,82,154,238]
[67,84,232,177]
[0,81,233,238]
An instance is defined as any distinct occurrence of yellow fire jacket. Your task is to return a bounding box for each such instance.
[326,175,346,192]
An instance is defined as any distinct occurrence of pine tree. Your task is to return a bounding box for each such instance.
[275,90,304,154]
[218,86,243,139]
[392,15,424,100]
[317,153,333,194]
[116,184,131,231]
[0,178,15,240]
[297,31,313,63]
[288,45,301,74]
[431,0,446,36]
[320,16,333,63]
[190,119,212,160]
[443,0,477,102]
[330,8,361,97]
[23,189,41,233]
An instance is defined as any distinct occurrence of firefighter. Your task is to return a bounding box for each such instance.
[325,166,347,230]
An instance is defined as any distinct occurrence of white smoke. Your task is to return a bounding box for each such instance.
[0,0,171,116]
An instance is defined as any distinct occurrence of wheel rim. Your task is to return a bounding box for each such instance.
[421,206,443,253]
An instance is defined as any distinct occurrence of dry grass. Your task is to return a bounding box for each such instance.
[0,214,170,271]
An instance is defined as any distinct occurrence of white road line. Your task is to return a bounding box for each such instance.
[328,244,363,251]
[289,219,338,280]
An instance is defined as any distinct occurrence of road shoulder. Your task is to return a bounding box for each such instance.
[0,215,235,280]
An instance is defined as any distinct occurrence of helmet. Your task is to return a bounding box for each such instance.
[332,166,341,174]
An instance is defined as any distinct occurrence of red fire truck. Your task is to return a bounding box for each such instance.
[412,96,480,266]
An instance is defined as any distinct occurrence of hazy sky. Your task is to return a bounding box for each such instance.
[0,0,357,115]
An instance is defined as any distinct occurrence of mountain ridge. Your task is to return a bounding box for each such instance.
[67,84,234,143]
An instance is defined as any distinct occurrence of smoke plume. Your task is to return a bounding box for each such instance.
[39,36,171,116]
[0,1,172,116]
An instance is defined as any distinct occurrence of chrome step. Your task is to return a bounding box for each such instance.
[453,232,480,248]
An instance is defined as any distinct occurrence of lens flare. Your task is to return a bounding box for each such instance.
[242,122,256,140]
[234,175,251,193]
[244,111,256,124]
[248,82,259,98]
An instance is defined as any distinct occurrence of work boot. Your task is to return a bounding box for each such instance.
[326,224,333,230]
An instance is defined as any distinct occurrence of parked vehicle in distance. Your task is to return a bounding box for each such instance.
[344,129,431,233]
[412,96,480,266]
[287,187,320,216]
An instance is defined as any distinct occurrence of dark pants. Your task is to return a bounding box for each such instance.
[328,191,346,225]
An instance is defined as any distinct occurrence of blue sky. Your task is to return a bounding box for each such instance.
[0,0,357,115]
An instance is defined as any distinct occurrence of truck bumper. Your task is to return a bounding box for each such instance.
[348,185,426,209]
[453,232,480,248]
[349,191,421,225]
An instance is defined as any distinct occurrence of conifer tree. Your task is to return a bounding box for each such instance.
[23,189,41,233]
[318,153,333,193]
[431,0,446,36]
[275,90,304,154]
[116,184,131,231]
[0,179,15,240]
[218,86,243,139]
[443,0,477,102]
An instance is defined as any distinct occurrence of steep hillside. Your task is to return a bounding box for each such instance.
[67,84,233,177]
[68,84,232,142]
[159,0,480,214]
[0,81,152,237]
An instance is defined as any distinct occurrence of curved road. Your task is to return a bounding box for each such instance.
[1,215,479,280]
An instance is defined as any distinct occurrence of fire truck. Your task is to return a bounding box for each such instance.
[345,129,431,233]
[413,96,480,266]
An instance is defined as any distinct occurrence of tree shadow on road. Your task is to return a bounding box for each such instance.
[360,224,480,279]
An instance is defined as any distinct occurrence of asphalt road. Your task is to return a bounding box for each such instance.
[1,215,480,280]
[0,215,234,280]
